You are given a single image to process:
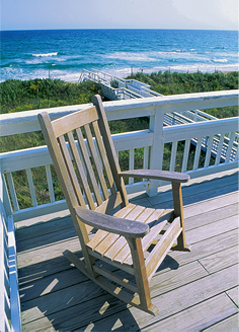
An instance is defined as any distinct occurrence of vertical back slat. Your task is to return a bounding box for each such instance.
[92,121,116,195]
[67,131,95,210]
[75,128,103,206]
[92,95,128,207]
[58,135,86,208]
[38,112,91,268]
[84,124,109,201]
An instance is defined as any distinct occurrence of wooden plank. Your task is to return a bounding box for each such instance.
[17,213,237,277]
[58,135,86,207]
[87,203,136,251]
[93,265,138,293]
[104,235,128,261]
[185,202,238,231]
[21,275,106,326]
[125,264,239,330]
[226,286,239,307]
[150,261,208,296]
[16,225,78,253]
[147,172,238,207]
[141,294,238,332]
[17,236,81,269]
[126,237,156,314]
[183,191,238,219]
[106,205,147,263]
[94,232,121,256]
[84,123,109,201]
[92,95,129,207]
[67,131,95,210]
[75,127,103,206]
[75,206,149,238]
[95,191,123,214]
[203,313,239,332]
[199,246,239,274]
[92,121,116,195]
[186,215,238,244]
[86,230,109,251]
[17,172,239,332]
[19,267,88,303]
[141,219,168,253]
[138,208,168,226]
[16,215,73,242]
[52,106,98,138]
[120,169,189,183]
[169,229,238,270]
[23,263,238,332]
[146,217,181,279]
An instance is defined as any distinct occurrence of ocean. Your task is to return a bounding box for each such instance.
[1,29,238,82]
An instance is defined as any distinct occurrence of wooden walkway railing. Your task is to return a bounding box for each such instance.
[79,68,163,99]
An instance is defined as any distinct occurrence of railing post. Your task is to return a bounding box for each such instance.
[146,106,165,197]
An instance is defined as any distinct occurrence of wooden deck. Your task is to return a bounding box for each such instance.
[16,170,239,332]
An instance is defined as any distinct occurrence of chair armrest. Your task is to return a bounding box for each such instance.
[75,206,149,238]
[119,169,190,183]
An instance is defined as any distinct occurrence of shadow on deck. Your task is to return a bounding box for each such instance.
[16,170,239,331]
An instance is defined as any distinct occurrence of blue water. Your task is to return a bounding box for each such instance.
[1,29,238,82]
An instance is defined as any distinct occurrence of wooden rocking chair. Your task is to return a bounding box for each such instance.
[38,95,190,315]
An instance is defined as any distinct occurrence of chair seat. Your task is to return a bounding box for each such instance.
[87,204,174,267]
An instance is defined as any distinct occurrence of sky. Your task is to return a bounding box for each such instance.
[1,0,238,31]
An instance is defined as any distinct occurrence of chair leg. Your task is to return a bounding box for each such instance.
[171,182,191,252]
[127,237,159,315]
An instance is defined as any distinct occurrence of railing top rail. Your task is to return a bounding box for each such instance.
[0,90,238,137]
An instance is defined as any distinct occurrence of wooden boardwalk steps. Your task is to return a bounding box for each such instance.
[16,170,239,331]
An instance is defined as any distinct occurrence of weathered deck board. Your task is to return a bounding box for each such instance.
[141,294,238,332]
[17,171,239,332]
[203,313,239,332]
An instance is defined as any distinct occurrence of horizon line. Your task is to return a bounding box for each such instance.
[1,27,238,33]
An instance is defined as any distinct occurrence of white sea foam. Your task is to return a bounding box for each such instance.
[105,52,154,62]
[32,52,58,57]
[212,58,228,63]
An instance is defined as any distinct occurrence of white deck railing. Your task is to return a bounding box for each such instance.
[0,169,21,332]
[1,90,238,222]
[0,89,238,330]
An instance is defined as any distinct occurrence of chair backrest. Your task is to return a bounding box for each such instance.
[38,95,128,222]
